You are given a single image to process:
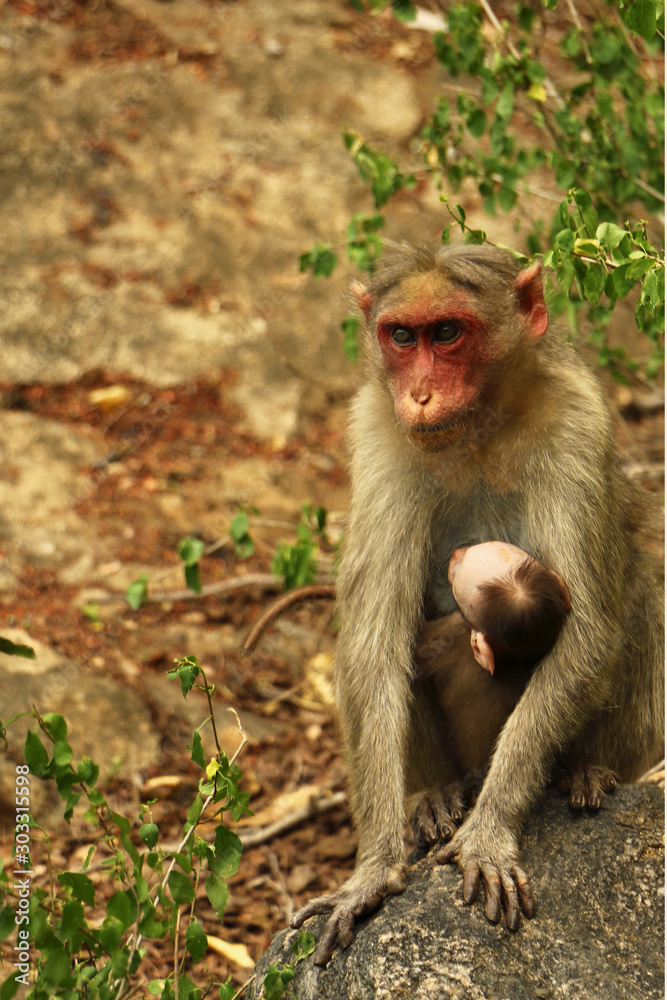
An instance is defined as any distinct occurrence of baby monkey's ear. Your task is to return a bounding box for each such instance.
[470,630,495,675]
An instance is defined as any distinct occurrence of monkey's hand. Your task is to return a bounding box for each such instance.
[290,862,407,966]
[410,775,481,847]
[557,765,618,811]
[435,816,535,931]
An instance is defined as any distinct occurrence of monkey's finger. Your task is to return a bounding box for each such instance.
[313,918,341,967]
[434,840,457,865]
[410,800,438,846]
[337,910,355,949]
[600,770,617,793]
[500,872,521,931]
[511,865,536,919]
[431,800,458,841]
[556,775,572,793]
[568,770,587,810]
[385,869,407,895]
[461,861,481,905]
[479,866,502,923]
[444,783,468,823]
[290,896,336,927]
[352,891,383,916]
[586,766,618,807]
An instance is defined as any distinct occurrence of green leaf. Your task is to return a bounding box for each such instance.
[58,871,96,906]
[82,602,102,622]
[126,574,149,610]
[140,822,159,849]
[186,793,205,829]
[626,257,655,280]
[596,222,628,249]
[190,730,206,769]
[624,0,657,40]
[205,872,229,921]
[53,740,73,767]
[230,511,250,541]
[556,229,575,252]
[184,563,202,594]
[42,713,68,741]
[168,870,195,906]
[341,315,360,364]
[0,907,16,942]
[496,82,514,122]
[168,656,200,697]
[612,263,637,299]
[218,979,236,1000]
[299,243,338,278]
[263,965,294,1000]
[466,107,486,138]
[392,0,417,22]
[583,264,606,304]
[0,973,20,1000]
[75,757,99,786]
[179,537,205,567]
[230,511,255,559]
[41,945,72,987]
[292,930,316,962]
[186,919,208,963]
[212,827,243,879]
[0,637,35,659]
[107,889,136,928]
[24,730,49,775]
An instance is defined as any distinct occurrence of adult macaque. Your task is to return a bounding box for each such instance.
[291,243,664,965]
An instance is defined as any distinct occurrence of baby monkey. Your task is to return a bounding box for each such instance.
[412,542,616,847]
[448,540,570,678]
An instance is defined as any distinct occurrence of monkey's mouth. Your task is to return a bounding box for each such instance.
[407,418,468,451]
[411,422,461,434]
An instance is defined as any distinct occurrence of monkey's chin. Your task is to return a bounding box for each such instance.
[407,422,466,452]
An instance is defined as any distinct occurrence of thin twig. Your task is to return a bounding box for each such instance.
[565,0,592,64]
[239,790,347,848]
[243,585,336,652]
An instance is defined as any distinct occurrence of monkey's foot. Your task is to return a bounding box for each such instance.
[557,764,618,811]
[410,778,478,848]
[290,863,407,967]
[436,820,535,931]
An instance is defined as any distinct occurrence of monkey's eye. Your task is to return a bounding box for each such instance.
[432,321,462,344]
[391,327,417,346]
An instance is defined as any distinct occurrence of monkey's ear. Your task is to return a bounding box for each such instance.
[552,570,571,612]
[515,262,548,339]
[351,279,373,322]
[470,631,495,676]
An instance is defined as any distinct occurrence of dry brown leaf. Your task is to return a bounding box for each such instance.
[237,783,324,828]
[206,935,254,969]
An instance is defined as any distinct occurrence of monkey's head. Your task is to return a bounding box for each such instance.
[448,541,571,675]
[354,244,548,452]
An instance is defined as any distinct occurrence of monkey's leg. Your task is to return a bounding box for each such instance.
[556,764,618,810]
[410,769,485,847]
[410,781,467,846]
[292,676,450,966]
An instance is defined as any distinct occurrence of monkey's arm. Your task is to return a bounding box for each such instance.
[292,451,432,965]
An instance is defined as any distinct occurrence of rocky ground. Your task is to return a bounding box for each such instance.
[0,0,663,994]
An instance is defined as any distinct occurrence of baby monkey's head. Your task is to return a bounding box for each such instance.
[448,541,571,676]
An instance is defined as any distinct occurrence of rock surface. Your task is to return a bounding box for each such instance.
[247,785,665,1000]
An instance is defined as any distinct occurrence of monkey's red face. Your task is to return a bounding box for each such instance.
[375,275,496,452]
